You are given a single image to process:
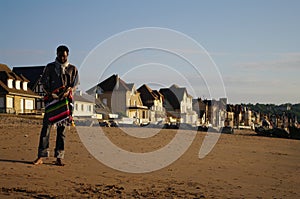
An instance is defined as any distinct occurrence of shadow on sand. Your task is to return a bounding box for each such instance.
[0,158,53,166]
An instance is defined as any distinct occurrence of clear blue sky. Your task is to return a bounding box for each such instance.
[1,0,299,104]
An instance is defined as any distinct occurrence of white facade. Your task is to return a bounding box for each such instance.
[171,86,198,125]
[149,98,165,123]
[74,101,94,117]
[73,92,95,117]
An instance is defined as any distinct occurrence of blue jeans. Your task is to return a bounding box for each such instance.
[38,115,66,159]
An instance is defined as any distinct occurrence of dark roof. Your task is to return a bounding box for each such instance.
[137,84,164,108]
[0,64,40,97]
[152,90,163,98]
[126,83,134,91]
[99,74,118,91]
[159,84,192,111]
[18,74,30,82]
[73,93,95,103]
[0,70,14,81]
[169,84,191,102]
[0,64,24,82]
[138,84,156,108]
[159,88,180,110]
[85,85,97,95]
[86,74,134,94]
[12,66,45,90]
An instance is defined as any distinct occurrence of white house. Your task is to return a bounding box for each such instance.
[160,84,198,125]
[73,91,99,119]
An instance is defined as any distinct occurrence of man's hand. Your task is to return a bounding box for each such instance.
[61,87,72,98]
[52,93,59,99]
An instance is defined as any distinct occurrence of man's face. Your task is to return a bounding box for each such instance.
[57,51,68,64]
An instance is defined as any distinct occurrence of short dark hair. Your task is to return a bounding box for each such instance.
[56,45,69,54]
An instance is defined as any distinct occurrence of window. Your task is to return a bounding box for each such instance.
[75,103,78,111]
[7,97,13,108]
[7,79,13,88]
[25,99,34,110]
[81,104,84,111]
[23,82,28,91]
[88,105,92,112]
[15,80,21,90]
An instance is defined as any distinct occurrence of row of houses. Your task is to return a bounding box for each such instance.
[0,64,95,119]
[0,63,239,127]
[85,74,204,126]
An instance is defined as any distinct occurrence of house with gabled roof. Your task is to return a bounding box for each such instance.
[160,84,198,125]
[192,98,207,125]
[13,66,45,110]
[137,84,166,123]
[0,63,41,114]
[202,98,227,127]
[73,91,95,118]
[86,74,149,125]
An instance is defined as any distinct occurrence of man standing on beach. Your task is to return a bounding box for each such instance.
[33,45,79,166]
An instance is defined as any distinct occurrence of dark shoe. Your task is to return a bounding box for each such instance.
[33,157,43,165]
[55,158,65,166]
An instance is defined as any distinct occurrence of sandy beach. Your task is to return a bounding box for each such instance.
[1,115,300,198]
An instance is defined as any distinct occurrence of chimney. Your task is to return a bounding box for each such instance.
[115,74,119,89]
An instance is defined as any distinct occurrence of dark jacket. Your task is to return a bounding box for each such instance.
[41,61,79,95]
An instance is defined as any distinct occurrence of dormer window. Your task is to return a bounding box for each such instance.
[15,80,21,90]
[7,79,13,88]
[23,82,28,91]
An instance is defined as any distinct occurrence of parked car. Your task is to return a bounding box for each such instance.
[109,120,118,127]
[99,121,109,127]
[220,126,234,134]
